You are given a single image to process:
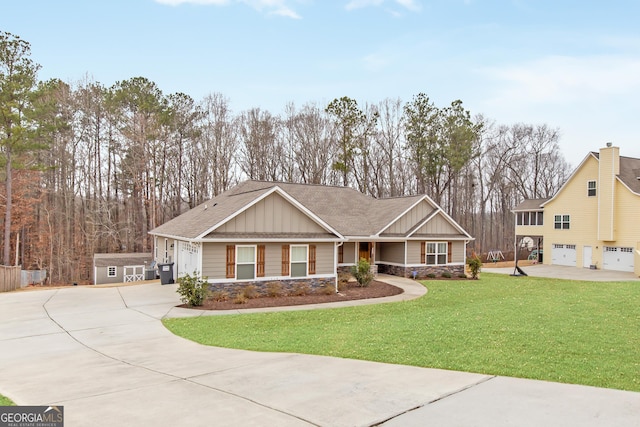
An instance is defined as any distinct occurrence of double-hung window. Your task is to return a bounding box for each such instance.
[554,215,570,230]
[426,242,447,265]
[290,245,308,277]
[236,246,256,280]
[587,180,597,197]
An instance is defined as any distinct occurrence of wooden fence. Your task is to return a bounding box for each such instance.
[1,265,21,292]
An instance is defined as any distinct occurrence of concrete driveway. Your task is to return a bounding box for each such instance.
[1,279,639,426]
[483,263,640,281]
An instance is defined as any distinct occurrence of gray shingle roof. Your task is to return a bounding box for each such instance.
[93,253,153,267]
[619,156,640,194]
[513,198,550,212]
[149,180,449,240]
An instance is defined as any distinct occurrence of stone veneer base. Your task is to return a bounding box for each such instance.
[377,263,465,279]
[207,277,336,298]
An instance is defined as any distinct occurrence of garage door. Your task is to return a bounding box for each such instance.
[552,244,577,267]
[603,247,634,272]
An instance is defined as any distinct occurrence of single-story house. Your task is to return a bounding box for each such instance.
[149,180,473,293]
[93,253,153,285]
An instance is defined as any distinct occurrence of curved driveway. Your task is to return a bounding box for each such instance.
[0,276,638,426]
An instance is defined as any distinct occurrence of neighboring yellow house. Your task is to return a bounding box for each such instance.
[514,144,640,276]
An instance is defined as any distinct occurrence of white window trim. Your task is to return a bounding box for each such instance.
[587,180,597,197]
[425,242,448,265]
[235,245,257,281]
[291,244,309,278]
[107,266,117,277]
[554,214,570,230]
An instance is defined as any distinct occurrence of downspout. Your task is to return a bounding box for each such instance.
[335,241,344,293]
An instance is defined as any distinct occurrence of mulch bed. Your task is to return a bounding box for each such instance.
[183,280,403,310]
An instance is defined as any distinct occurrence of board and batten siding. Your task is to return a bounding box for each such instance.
[413,212,460,235]
[378,242,405,264]
[382,200,434,235]
[215,193,327,234]
[202,241,334,280]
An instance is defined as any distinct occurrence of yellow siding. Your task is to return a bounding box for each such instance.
[598,146,619,241]
[216,193,327,234]
[542,156,599,267]
[383,200,433,235]
[514,224,544,237]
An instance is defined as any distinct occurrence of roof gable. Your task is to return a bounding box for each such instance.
[205,191,332,237]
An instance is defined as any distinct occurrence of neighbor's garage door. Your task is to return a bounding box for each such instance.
[552,244,577,267]
[603,247,634,272]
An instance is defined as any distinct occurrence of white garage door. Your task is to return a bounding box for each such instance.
[552,244,577,267]
[603,247,634,272]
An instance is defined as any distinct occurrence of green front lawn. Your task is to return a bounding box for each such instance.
[163,274,640,392]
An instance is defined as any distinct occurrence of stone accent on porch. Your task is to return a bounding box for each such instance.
[377,264,465,279]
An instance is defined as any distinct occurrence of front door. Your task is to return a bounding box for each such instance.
[358,242,371,263]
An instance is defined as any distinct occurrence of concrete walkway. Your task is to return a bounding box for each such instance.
[0,277,638,426]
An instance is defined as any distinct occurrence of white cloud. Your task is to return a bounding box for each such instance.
[345,0,420,12]
[154,0,301,18]
[483,54,640,105]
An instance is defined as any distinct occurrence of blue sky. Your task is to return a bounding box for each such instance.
[2,0,640,165]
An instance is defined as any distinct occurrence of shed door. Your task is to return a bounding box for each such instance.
[603,247,634,272]
[551,244,576,267]
[124,266,144,282]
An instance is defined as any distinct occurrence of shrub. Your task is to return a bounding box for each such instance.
[290,282,311,296]
[338,272,351,286]
[337,280,349,292]
[176,273,209,307]
[426,273,437,279]
[441,271,452,279]
[233,293,248,304]
[467,255,482,279]
[317,283,335,295]
[266,281,284,297]
[210,290,229,302]
[241,284,259,299]
[458,273,468,279]
[351,258,374,287]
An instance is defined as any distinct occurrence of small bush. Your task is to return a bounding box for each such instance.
[266,281,284,297]
[291,282,311,296]
[458,273,468,279]
[351,258,374,287]
[317,283,335,295]
[241,284,259,299]
[210,290,229,302]
[337,280,349,292]
[441,271,452,279]
[338,272,351,286]
[176,273,209,307]
[467,255,482,279]
[426,273,437,279]
[233,293,248,304]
